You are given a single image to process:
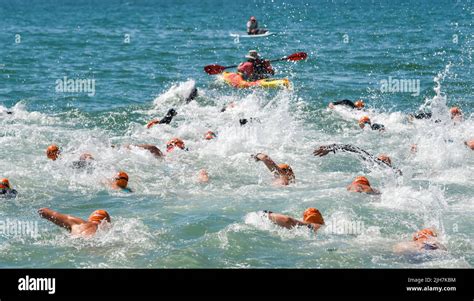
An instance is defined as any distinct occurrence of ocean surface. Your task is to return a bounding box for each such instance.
[0,0,472,268]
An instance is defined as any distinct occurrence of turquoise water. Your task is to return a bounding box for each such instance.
[0,0,472,268]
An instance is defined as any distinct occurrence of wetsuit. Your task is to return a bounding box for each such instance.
[317,144,401,175]
[185,87,198,104]
[159,109,177,125]
[1,188,17,198]
[332,99,357,109]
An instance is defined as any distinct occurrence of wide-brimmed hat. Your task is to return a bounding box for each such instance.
[245,50,259,60]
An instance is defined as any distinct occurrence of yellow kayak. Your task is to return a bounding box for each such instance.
[221,72,291,89]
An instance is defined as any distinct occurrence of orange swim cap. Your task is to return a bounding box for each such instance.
[166,138,185,152]
[0,178,10,189]
[88,209,111,224]
[46,144,60,160]
[303,208,325,225]
[359,116,371,125]
[354,100,365,109]
[204,131,216,140]
[449,107,462,117]
[377,154,392,166]
[413,228,436,242]
[114,171,129,189]
[353,176,370,186]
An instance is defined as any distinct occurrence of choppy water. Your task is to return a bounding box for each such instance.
[0,0,472,268]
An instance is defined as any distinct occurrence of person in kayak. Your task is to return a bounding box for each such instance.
[252,153,295,186]
[146,108,177,129]
[347,176,380,195]
[38,208,111,238]
[313,144,401,175]
[359,116,385,131]
[246,16,267,35]
[393,228,447,254]
[328,99,365,110]
[260,207,325,232]
[237,50,275,81]
[0,178,18,199]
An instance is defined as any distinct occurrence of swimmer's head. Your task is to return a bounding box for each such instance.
[204,131,217,140]
[88,209,111,224]
[46,144,61,161]
[303,207,325,225]
[377,154,392,166]
[465,140,474,150]
[410,144,418,154]
[354,100,365,109]
[197,169,209,183]
[79,153,94,161]
[358,116,371,129]
[449,107,462,121]
[114,171,129,189]
[353,176,370,187]
[166,138,185,152]
[413,228,437,242]
[0,178,10,189]
[277,163,295,180]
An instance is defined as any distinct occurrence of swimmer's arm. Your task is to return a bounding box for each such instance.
[314,144,365,157]
[253,153,279,174]
[38,208,85,232]
[268,213,306,229]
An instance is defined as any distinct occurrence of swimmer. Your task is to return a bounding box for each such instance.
[111,171,132,192]
[261,208,325,233]
[450,107,463,122]
[393,228,447,254]
[252,153,295,186]
[328,99,364,110]
[134,144,164,158]
[72,153,95,169]
[46,144,61,161]
[465,139,474,150]
[0,178,18,199]
[313,144,401,174]
[166,137,187,152]
[146,108,177,128]
[359,116,385,131]
[197,169,210,183]
[347,176,380,195]
[38,208,111,238]
[204,131,217,140]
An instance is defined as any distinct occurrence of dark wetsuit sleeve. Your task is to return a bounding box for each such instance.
[332,99,356,109]
[159,110,176,124]
[322,144,396,171]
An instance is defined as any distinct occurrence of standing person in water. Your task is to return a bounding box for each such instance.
[237,50,275,81]
[246,16,267,35]
[252,153,295,186]
[38,208,111,238]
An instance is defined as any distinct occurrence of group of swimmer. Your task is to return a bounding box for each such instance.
[2,17,472,255]
[3,93,470,254]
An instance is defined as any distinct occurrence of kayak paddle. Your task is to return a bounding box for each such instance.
[204,52,308,75]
